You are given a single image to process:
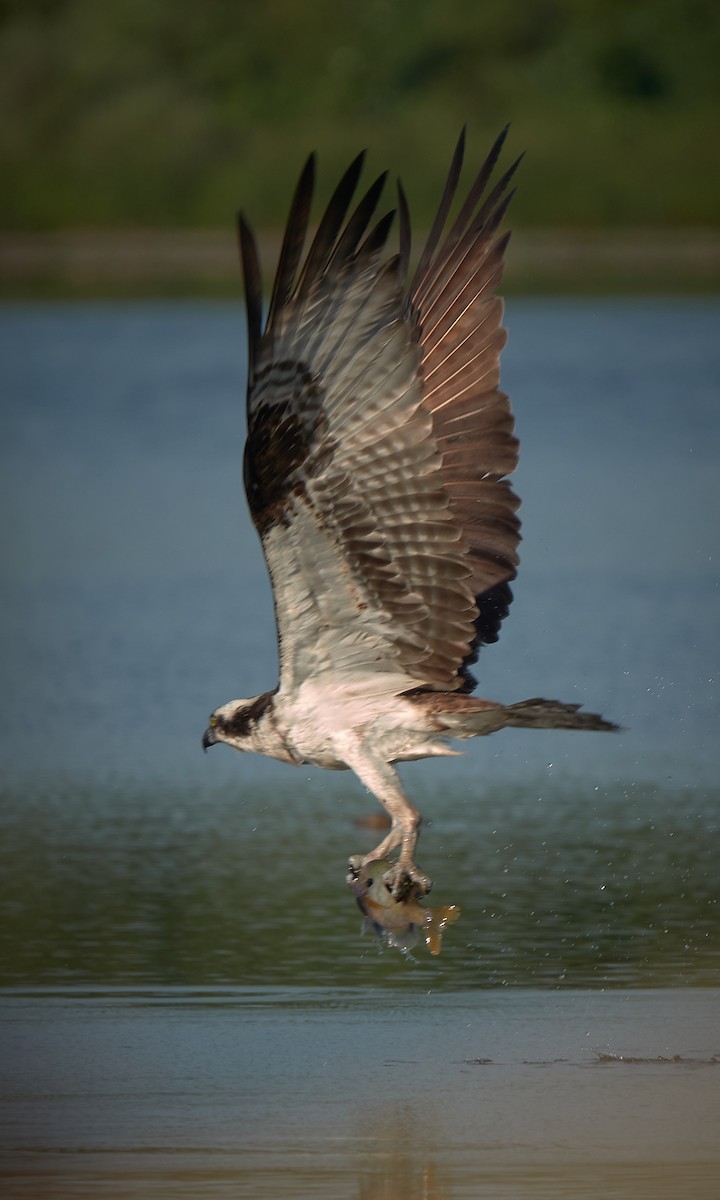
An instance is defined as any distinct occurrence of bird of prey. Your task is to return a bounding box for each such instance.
[202,130,617,896]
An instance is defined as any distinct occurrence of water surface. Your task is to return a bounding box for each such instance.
[1,300,718,1196]
[1,987,718,1199]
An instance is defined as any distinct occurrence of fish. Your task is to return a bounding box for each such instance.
[347,859,460,955]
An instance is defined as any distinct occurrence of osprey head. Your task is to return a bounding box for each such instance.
[202,693,275,754]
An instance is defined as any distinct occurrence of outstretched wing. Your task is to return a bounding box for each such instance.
[407,128,522,686]
[238,134,519,696]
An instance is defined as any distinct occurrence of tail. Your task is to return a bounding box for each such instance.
[424,905,461,955]
[500,698,620,732]
[409,691,620,736]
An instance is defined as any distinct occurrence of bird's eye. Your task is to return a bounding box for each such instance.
[209,715,217,728]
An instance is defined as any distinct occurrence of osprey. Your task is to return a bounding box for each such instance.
[202,130,617,896]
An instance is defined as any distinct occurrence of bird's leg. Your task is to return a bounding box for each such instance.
[342,742,431,895]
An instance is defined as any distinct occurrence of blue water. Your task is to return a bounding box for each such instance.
[0,300,718,1197]
[1,987,718,1199]
[0,297,718,985]
[1,300,718,794]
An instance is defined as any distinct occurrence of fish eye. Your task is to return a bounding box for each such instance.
[365,877,373,887]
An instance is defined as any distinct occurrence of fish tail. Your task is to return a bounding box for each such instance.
[424,905,461,955]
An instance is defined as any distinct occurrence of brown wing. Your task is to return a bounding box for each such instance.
[406,128,522,687]
[238,135,518,696]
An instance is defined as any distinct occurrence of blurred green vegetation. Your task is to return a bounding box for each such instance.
[1,0,719,231]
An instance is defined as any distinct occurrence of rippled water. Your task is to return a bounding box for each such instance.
[0,300,718,1196]
[1,776,718,989]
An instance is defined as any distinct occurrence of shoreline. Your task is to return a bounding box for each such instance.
[2,228,719,298]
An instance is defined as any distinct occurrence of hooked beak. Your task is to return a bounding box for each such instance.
[202,727,217,753]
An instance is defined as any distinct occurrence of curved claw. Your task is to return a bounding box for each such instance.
[346,855,364,883]
[347,853,432,898]
[383,861,432,900]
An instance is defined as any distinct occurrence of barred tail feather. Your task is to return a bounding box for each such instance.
[408,690,620,736]
[500,698,620,732]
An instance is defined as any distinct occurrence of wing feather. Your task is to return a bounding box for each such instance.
[236,215,262,379]
[239,133,520,696]
[265,154,315,337]
[330,172,389,270]
[294,152,365,301]
[408,128,466,295]
[408,144,521,687]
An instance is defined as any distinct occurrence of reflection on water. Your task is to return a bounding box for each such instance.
[1,776,718,988]
[1,987,719,1199]
[359,1157,447,1200]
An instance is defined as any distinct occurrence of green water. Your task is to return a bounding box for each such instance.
[1,777,718,989]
